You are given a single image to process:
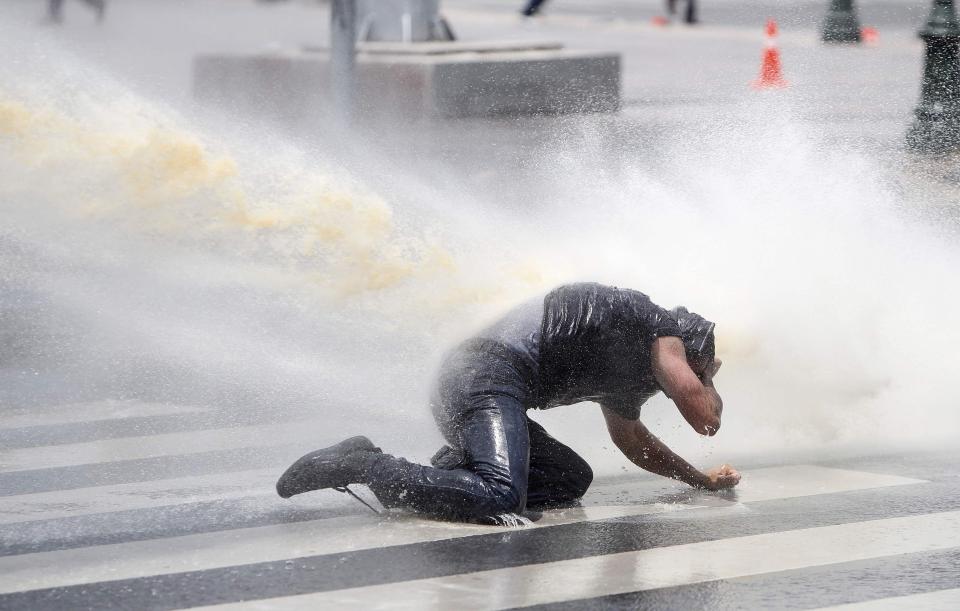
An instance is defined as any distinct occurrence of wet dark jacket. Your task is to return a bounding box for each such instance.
[477,283,681,420]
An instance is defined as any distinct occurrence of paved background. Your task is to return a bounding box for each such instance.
[0,2,942,147]
[6,0,960,211]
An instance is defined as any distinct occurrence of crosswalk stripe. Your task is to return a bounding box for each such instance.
[196,510,960,610]
[0,466,925,595]
[0,463,922,527]
[0,419,328,473]
[0,400,206,430]
[674,465,925,504]
[0,469,278,525]
[814,588,960,610]
[0,505,692,595]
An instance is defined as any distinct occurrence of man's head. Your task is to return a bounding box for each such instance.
[670,306,716,377]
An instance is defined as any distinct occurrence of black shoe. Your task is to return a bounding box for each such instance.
[276,436,381,498]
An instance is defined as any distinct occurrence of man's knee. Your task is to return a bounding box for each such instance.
[487,483,525,514]
[471,463,526,514]
[555,456,594,502]
[431,448,526,514]
[570,460,594,498]
[551,455,593,501]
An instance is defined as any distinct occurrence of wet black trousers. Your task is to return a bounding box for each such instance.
[364,342,593,520]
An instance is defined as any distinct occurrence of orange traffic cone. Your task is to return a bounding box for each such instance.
[752,19,788,89]
[861,26,879,46]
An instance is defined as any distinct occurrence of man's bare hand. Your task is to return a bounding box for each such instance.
[701,464,740,490]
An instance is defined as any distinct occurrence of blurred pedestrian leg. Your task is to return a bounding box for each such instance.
[668,0,698,24]
[48,0,64,22]
[48,0,106,24]
[522,0,548,17]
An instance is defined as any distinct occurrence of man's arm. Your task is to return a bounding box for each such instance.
[601,406,740,490]
[651,336,723,436]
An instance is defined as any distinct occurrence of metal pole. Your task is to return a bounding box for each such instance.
[821,0,862,43]
[907,0,960,152]
[330,0,357,123]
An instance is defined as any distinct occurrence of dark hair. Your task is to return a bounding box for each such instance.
[670,306,716,363]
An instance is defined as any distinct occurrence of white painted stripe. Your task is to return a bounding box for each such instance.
[0,419,327,473]
[0,466,924,595]
[588,465,925,506]
[0,469,278,525]
[816,588,960,610]
[0,400,206,430]
[0,463,922,527]
[200,511,960,610]
[0,505,688,595]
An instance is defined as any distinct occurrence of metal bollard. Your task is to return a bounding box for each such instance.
[821,0,862,43]
[907,0,960,152]
[331,0,357,124]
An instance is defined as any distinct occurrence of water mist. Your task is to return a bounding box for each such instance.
[2,27,958,480]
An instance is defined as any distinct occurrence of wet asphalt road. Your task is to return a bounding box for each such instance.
[0,403,957,609]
